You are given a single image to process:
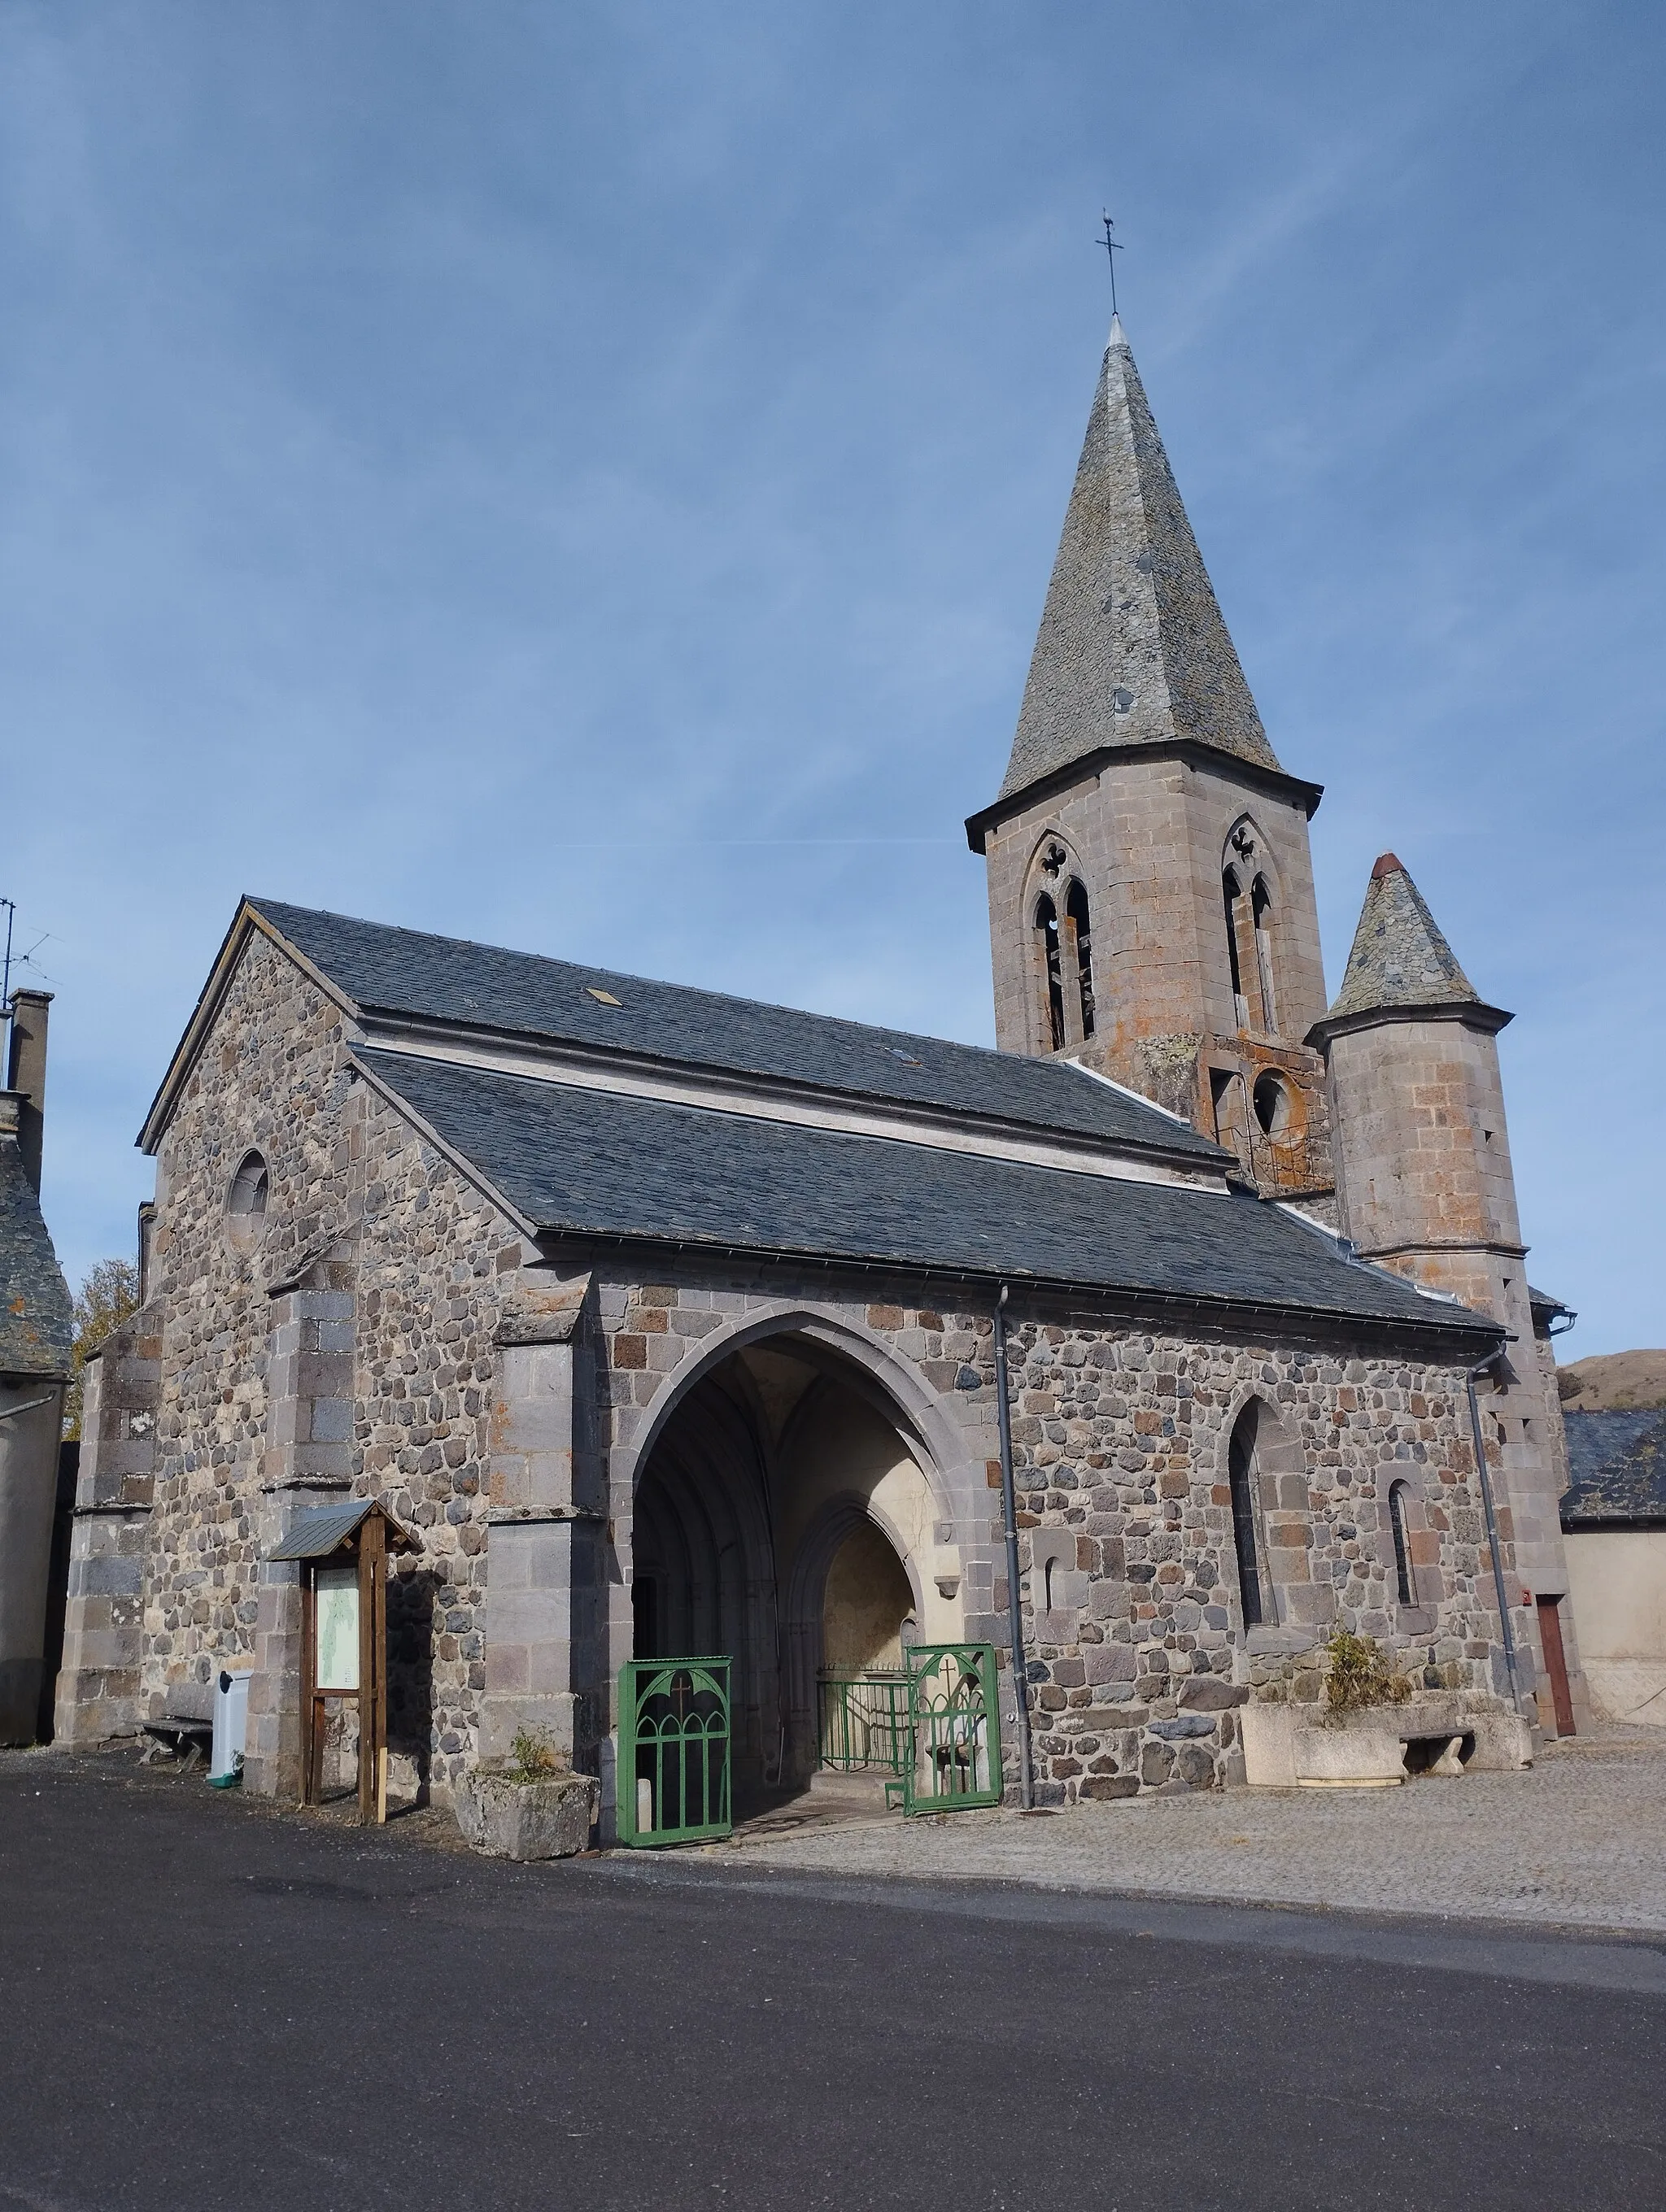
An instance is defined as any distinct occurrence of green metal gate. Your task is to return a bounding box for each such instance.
[901,1644,1002,1814]
[816,1645,1002,1814]
[617,1657,732,1848]
[818,1670,909,1775]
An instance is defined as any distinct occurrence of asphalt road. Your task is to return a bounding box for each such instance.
[2,1755,1664,2212]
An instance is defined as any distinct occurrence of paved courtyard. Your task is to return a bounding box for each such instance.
[721,1723,1666,1931]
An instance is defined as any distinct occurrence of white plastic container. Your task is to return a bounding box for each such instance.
[210,1668,251,1783]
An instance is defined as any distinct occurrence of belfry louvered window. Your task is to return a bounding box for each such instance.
[1223,868,1248,1030]
[1066,878,1095,1040]
[1251,875,1277,1033]
[1035,894,1066,1051]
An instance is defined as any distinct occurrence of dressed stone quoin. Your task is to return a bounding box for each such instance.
[53,314,1587,1823]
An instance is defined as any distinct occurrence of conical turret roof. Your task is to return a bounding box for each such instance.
[1325,853,1482,1021]
[997,316,1283,804]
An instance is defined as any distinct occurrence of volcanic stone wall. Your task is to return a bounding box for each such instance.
[135,929,520,1793]
[85,922,1509,1806]
[1000,1318,1504,1804]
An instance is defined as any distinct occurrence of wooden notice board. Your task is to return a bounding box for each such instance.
[271,1500,415,1825]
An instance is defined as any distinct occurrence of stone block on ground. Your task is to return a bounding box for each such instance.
[453,1768,599,1861]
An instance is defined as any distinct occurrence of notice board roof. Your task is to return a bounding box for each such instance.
[268,1500,416,1562]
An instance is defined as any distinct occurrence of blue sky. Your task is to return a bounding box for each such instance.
[2,3,1660,1354]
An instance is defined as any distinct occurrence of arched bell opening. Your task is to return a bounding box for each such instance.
[629,1329,953,1805]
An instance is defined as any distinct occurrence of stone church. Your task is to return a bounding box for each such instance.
[55,313,1586,1821]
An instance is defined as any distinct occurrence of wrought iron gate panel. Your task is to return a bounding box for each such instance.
[902,1644,1002,1814]
[617,1656,732,1847]
[818,1670,909,1774]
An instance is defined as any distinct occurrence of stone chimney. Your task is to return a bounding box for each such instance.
[5,989,50,1194]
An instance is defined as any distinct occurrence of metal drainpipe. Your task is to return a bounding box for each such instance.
[1466,1352,1525,1718]
[993,1286,1036,1809]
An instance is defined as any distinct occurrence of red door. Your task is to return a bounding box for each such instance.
[1536,1596,1576,1738]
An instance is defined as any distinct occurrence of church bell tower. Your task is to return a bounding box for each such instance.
[966,316,1333,1204]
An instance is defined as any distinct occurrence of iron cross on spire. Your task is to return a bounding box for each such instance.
[1098,207,1123,319]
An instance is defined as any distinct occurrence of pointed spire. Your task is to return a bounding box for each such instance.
[998,320,1282,805]
[1326,854,1481,1021]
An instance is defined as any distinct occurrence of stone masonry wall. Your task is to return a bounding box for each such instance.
[983,755,1327,1069]
[114,923,1512,1807]
[1001,1318,1505,1805]
[980,759,1334,1203]
[586,1269,1507,1805]
[139,930,521,1795]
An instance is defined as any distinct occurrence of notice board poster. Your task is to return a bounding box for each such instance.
[315,1565,360,1692]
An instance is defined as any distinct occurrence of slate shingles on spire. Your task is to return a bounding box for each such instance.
[1326,853,1481,1023]
[999,316,1283,805]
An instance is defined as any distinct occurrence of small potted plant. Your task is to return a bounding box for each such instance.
[454,1727,600,1861]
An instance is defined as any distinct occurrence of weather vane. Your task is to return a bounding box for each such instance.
[1098,207,1123,319]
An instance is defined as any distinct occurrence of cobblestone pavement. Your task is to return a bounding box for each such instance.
[717,1724,1666,1931]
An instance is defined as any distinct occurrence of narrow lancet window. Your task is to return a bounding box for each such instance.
[1222,869,1248,1030]
[1066,878,1095,1039]
[1252,875,1277,1033]
[1035,894,1066,1051]
[1389,1482,1415,1608]
[1228,1412,1263,1628]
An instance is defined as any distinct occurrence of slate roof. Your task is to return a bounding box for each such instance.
[994,316,1283,812]
[360,1045,1500,1344]
[0,1142,73,1380]
[1562,1409,1666,1527]
[1326,854,1483,1024]
[268,1500,418,1560]
[246,898,1224,1165]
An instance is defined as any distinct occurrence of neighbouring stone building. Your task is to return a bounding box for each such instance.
[55,312,1585,1819]
[1560,1409,1666,1727]
[0,991,74,1744]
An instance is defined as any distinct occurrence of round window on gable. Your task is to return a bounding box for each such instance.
[226,1150,270,1252]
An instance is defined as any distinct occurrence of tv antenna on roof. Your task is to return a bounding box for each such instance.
[1098,207,1123,320]
[0,899,13,1082]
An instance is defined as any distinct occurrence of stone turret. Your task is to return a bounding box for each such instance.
[967,317,1333,1203]
[1314,852,1588,1732]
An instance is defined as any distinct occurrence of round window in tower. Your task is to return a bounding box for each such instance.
[1251,1072,1294,1143]
[225,1149,270,1252]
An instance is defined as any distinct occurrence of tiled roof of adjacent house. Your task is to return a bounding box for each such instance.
[0,1143,73,1380]
[1326,854,1482,1024]
[1562,1409,1666,1526]
[992,317,1284,812]
[359,1045,1500,1346]
[246,898,1224,1164]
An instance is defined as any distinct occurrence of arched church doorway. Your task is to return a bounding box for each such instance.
[629,1330,958,1805]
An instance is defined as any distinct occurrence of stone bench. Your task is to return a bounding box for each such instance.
[139,1718,215,1772]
